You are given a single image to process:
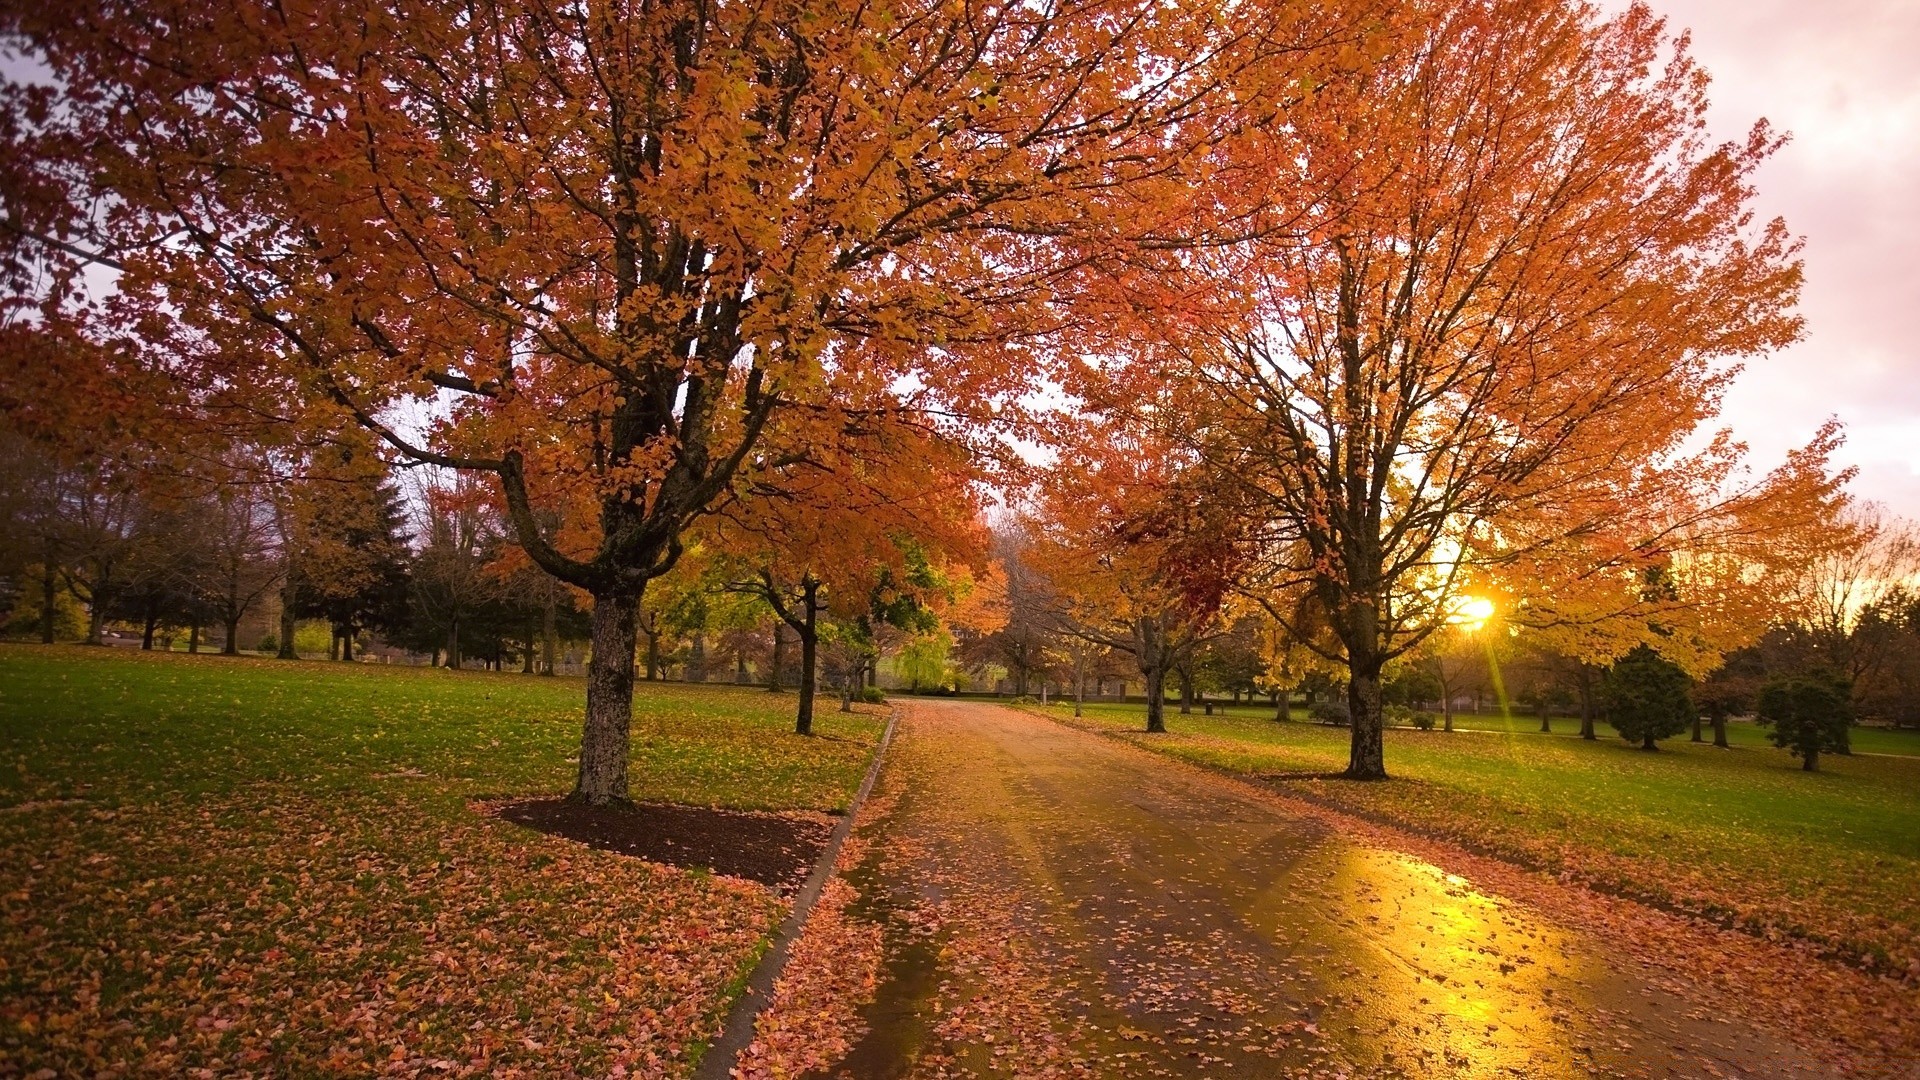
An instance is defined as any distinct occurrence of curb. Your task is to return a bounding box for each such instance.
[693,704,901,1080]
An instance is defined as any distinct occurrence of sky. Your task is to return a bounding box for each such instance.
[1611,0,1920,517]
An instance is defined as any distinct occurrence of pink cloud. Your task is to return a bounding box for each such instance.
[1612,0,1920,517]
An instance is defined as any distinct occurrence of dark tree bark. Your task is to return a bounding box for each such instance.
[768,623,786,692]
[1803,750,1818,772]
[1691,712,1704,742]
[222,613,241,655]
[341,627,353,662]
[1711,705,1729,748]
[40,561,57,643]
[1073,654,1085,718]
[141,613,158,650]
[188,622,199,653]
[541,598,559,676]
[1577,668,1597,740]
[1178,667,1194,715]
[641,612,661,680]
[574,590,640,805]
[1143,665,1168,733]
[771,577,820,735]
[277,579,298,660]
[523,619,536,673]
[445,615,461,669]
[1346,665,1387,779]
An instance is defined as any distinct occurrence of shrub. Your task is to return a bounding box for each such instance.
[1410,710,1436,731]
[256,635,277,654]
[856,685,886,704]
[1309,697,1350,726]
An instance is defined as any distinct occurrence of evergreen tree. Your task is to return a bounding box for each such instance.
[1600,645,1694,750]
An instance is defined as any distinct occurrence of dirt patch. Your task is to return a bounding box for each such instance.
[493,798,834,892]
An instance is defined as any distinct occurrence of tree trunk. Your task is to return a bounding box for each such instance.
[1539,709,1551,733]
[523,619,536,673]
[278,581,298,659]
[1346,663,1387,779]
[328,630,340,661]
[188,622,200,654]
[1803,750,1818,771]
[1143,665,1168,733]
[644,619,660,681]
[40,561,57,643]
[795,581,819,736]
[768,623,785,692]
[142,613,157,650]
[1179,669,1193,715]
[341,627,354,662]
[541,598,559,676]
[445,616,461,669]
[1274,691,1286,721]
[1691,713,1703,742]
[1711,706,1729,748]
[688,632,706,683]
[736,650,749,685]
[1577,673,1596,740]
[1641,733,1657,751]
[1073,654,1085,718]
[85,598,106,646]
[574,589,640,805]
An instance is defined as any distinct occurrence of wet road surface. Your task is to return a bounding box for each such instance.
[815,699,1837,1079]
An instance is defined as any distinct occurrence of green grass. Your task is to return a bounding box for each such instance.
[1037,699,1920,979]
[0,645,885,1076]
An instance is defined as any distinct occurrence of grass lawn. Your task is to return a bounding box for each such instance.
[1031,699,1920,981]
[0,644,885,1078]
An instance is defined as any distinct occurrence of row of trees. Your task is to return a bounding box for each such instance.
[2,0,1894,795]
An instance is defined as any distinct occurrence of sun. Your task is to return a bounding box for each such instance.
[1455,596,1497,629]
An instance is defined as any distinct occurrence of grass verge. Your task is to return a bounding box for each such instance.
[0,645,884,1078]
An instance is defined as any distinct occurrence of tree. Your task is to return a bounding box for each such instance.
[1600,645,1694,751]
[713,414,987,735]
[4,0,1328,804]
[1756,672,1852,772]
[1036,421,1238,734]
[1799,504,1920,684]
[1095,0,1816,778]
[1695,648,1766,748]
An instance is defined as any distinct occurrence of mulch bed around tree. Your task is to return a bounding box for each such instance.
[493,798,835,892]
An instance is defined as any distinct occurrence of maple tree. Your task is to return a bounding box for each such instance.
[0,0,1342,802]
[1033,417,1241,733]
[710,411,987,734]
[1087,0,1838,777]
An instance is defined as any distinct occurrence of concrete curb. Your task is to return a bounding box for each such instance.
[692,704,901,1080]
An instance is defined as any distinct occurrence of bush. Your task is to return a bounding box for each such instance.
[856,685,886,704]
[1410,710,1436,731]
[256,635,277,655]
[1309,697,1350,726]
[1601,645,1693,750]
[1757,672,1852,771]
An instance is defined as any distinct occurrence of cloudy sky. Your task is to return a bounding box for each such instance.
[1615,0,1920,517]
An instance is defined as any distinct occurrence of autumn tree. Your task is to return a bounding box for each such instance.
[2,0,1351,802]
[713,413,986,735]
[1035,419,1240,734]
[1103,0,1839,777]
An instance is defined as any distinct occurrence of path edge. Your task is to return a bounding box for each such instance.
[692,703,901,1080]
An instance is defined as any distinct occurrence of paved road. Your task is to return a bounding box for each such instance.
[817,700,1835,1079]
